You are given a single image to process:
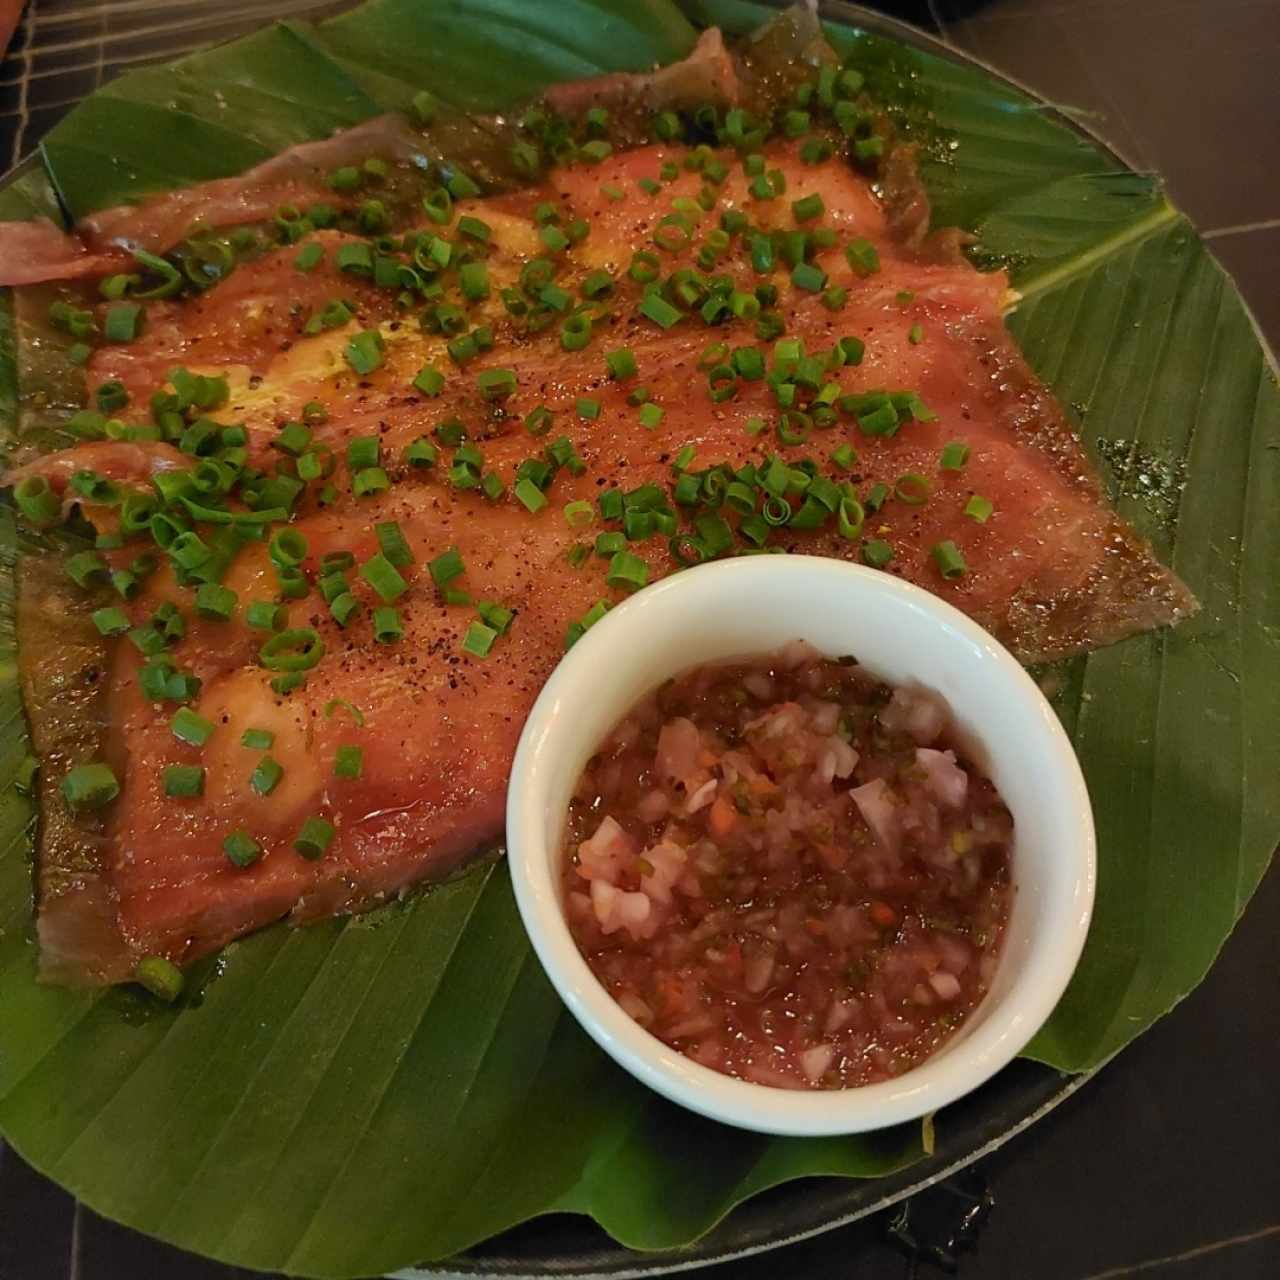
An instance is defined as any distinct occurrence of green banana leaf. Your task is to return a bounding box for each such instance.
[0,1,1276,1275]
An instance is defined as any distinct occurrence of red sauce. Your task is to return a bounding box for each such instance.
[562,642,1014,1090]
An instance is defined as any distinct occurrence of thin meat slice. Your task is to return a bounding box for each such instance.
[0,115,427,287]
[544,28,741,117]
[0,217,130,287]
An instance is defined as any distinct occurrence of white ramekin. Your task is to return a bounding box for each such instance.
[506,556,1095,1136]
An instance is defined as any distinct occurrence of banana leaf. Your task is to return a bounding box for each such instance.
[0,1,1276,1276]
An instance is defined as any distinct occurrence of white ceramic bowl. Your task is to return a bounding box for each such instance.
[507,556,1095,1136]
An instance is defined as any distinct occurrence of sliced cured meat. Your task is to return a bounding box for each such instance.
[6,44,1192,985]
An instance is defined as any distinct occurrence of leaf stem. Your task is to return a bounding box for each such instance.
[1006,200,1180,311]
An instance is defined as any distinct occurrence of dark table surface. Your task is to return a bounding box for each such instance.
[1,2,1277,1278]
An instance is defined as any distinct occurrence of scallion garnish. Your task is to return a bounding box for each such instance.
[222,830,262,868]
[965,495,994,523]
[344,329,384,376]
[932,540,968,579]
[373,606,403,643]
[195,582,237,621]
[861,539,894,568]
[428,547,464,588]
[606,347,637,380]
[259,628,324,672]
[414,365,446,397]
[135,956,184,1002]
[639,293,681,330]
[60,762,119,811]
[462,620,498,657]
[163,764,205,798]
[360,553,408,602]
[514,478,548,513]
[894,473,930,505]
[294,815,335,860]
[14,476,62,526]
[334,745,364,779]
[170,707,214,748]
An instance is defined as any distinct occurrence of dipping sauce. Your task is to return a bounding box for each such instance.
[562,642,1013,1090]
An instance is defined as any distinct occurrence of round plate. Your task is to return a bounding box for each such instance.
[0,2,1137,1275]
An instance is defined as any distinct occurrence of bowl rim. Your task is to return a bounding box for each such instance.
[507,556,1096,1136]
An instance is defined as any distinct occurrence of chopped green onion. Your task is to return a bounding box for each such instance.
[269,528,308,569]
[15,475,62,525]
[576,397,601,421]
[964,494,994,523]
[791,194,825,223]
[96,380,129,413]
[457,215,491,242]
[476,601,513,635]
[459,261,490,301]
[560,312,592,351]
[413,365,446,397]
[135,955,184,1002]
[294,815,335,860]
[195,582,237,621]
[940,442,970,470]
[374,521,413,568]
[241,728,274,750]
[563,500,594,529]
[846,239,880,276]
[60,762,119,810]
[104,302,143,343]
[861,539,894,569]
[92,606,131,637]
[606,550,648,592]
[360,553,408,602]
[639,293,681,330]
[352,466,390,497]
[638,403,664,429]
[329,592,360,627]
[294,243,324,272]
[223,831,262,868]
[932,540,967,579]
[170,706,214,747]
[894,473,930,505]
[245,601,285,632]
[791,262,827,293]
[373,606,403,643]
[581,269,614,299]
[163,764,205,798]
[250,755,283,795]
[514,478,548,513]
[462,620,498,657]
[404,437,439,467]
[606,347,637,380]
[908,323,924,345]
[837,498,866,540]
[344,329,384,376]
[259,628,324,672]
[334,745,364,779]
[476,367,517,400]
[65,550,109,588]
[428,547,464,588]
